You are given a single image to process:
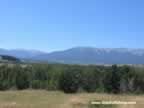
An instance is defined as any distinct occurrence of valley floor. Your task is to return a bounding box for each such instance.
[0,90,143,108]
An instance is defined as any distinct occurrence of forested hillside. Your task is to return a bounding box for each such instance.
[0,55,20,63]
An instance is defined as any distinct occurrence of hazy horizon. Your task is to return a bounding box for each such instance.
[2,46,144,53]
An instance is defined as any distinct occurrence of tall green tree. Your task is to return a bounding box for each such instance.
[15,66,30,90]
[104,65,120,93]
[59,66,82,93]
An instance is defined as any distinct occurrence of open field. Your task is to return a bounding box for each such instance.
[0,90,143,108]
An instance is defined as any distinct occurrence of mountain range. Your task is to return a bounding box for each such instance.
[1,47,144,64]
[0,48,46,59]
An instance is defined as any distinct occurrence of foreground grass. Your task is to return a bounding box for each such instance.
[0,90,143,108]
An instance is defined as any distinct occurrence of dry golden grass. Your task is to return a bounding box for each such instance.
[0,90,143,108]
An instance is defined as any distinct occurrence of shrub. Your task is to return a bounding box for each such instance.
[31,80,49,89]
[31,80,41,89]
[47,80,58,90]
[0,81,10,90]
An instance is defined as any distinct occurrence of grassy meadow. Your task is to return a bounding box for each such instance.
[0,90,143,108]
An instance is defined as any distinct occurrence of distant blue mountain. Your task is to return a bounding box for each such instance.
[0,48,46,59]
[32,47,144,64]
[1,47,144,64]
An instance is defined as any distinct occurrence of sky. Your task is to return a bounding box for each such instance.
[0,0,144,52]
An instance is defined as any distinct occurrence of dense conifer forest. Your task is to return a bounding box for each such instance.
[0,63,144,94]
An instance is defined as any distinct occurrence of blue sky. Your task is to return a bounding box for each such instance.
[0,0,144,52]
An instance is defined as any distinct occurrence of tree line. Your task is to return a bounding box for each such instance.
[0,63,144,94]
